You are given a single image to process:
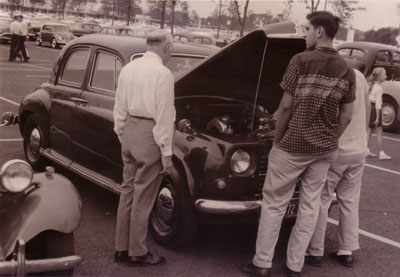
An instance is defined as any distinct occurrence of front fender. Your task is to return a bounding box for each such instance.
[18,86,52,136]
[0,172,82,258]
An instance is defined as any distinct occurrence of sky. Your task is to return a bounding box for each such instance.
[185,0,400,31]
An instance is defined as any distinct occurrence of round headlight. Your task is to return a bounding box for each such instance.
[0,160,33,193]
[230,149,251,174]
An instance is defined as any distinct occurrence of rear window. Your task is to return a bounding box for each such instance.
[130,54,205,78]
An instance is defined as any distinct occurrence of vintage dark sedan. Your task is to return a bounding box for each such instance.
[16,23,304,247]
[336,41,400,132]
[69,21,101,37]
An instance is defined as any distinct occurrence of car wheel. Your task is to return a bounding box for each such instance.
[26,231,75,276]
[382,96,399,132]
[150,171,198,248]
[35,35,41,46]
[51,38,59,49]
[23,114,47,170]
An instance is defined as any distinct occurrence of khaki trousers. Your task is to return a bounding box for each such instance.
[253,146,337,272]
[115,116,163,257]
[307,151,365,256]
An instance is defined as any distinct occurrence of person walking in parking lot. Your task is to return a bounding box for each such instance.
[241,11,355,277]
[8,15,22,62]
[366,67,391,160]
[17,15,30,62]
[305,69,370,268]
[113,29,175,267]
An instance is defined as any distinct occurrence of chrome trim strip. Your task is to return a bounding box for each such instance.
[40,149,120,194]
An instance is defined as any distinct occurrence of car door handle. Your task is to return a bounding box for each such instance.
[70,97,88,105]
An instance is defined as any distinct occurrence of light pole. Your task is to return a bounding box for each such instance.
[324,0,328,11]
[112,0,115,26]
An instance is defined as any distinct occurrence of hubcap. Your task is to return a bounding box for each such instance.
[29,128,41,155]
[382,104,395,126]
[156,187,174,222]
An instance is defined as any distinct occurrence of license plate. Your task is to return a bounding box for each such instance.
[285,201,298,218]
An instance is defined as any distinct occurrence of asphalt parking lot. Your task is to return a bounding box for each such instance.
[1,42,400,276]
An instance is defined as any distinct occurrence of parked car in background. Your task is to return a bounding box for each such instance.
[97,25,156,38]
[97,25,141,36]
[69,21,101,37]
[0,113,82,276]
[336,41,400,132]
[0,18,12,43]
[36,22,75,49]
[16,21,303,248]
[173,31,217,46]
[27,20,42,41]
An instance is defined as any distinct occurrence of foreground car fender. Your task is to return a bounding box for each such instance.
[0,172,82,258]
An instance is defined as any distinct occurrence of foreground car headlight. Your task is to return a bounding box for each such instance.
[0,159,33,193]
[230,149,251,174]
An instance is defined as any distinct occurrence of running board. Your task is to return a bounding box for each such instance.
[40,148,121,195]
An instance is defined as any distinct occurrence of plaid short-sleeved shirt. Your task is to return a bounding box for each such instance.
[278,47,356,156]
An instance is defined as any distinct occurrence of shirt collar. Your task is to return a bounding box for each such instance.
[316,47,337,54]
[143,51,163,63]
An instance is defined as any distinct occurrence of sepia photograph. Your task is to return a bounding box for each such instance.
[0,0,399,276]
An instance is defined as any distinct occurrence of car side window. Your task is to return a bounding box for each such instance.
[351,49,364,58]
[180,36,189,43]
[60,49,90,86]
[90,52,122,93]
[392,52,400,64]
[376,51,390,63]
[337,48,351,56]
[202,38,212,45]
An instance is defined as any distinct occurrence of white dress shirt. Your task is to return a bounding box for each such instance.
[113,51,176,156]
[369,83,383,110]
[10,21,22,35]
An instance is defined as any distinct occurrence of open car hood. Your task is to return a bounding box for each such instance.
[175,21,306,114]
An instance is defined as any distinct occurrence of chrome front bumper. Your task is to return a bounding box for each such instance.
[0,240,81,276]
[195,199,262,214]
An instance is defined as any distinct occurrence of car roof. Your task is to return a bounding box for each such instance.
[67,34,218,62]
[41,22,69,27]
[336,41,399,52]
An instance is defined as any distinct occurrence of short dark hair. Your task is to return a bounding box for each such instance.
[306,11,340,39]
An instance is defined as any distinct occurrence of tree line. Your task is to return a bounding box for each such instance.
[5,0,400,45]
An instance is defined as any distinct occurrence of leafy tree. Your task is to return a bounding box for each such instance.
[51,0,68,19]
[287,0,365,27]
[329,0,365,27]
[364,27,398,45]
[68,0,87,15]
[30,0,46,5]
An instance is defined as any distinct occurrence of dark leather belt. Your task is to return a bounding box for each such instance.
[130,115,153,121]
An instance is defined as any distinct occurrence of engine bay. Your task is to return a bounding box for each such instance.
[175,97,275,141]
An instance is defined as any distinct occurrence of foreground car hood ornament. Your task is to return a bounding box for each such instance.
[175,21,305,116]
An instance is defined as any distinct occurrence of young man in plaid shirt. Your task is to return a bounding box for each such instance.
[242,11,355,277]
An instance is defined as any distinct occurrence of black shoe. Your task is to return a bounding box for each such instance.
[240,263,270,277]
[126,251,165,267]
[114,250,128,263]
[330,252,354,267]
[284,265,301,277]
[304,255,323,267]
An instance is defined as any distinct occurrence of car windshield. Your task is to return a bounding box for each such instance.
[53,26,70,32]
